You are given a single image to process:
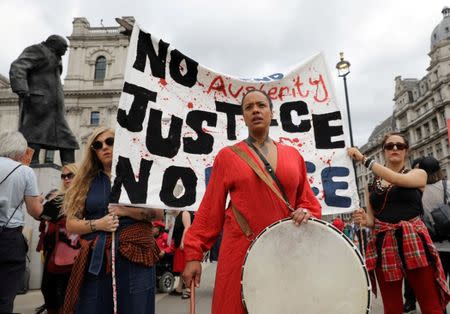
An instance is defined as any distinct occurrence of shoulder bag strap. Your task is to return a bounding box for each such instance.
[443,180,448,204]
[230,144,294,212]
[0,164,23,231]
[0,164,22,186]
[245,139,291,205]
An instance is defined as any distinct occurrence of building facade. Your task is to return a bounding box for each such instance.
[358,7,450,206]
[0,16,134,163]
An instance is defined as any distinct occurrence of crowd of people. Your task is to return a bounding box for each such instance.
[0,90,450,314]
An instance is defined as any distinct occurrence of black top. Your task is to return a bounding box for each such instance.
[172,211,194,248]
[369,179,423,223]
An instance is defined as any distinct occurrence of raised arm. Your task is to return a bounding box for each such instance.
[347,147,427,189]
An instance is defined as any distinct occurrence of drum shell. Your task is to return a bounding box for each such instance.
[241,218,371,314]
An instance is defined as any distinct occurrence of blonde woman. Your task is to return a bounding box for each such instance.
[63,127,163,314]
[38,163,78,314]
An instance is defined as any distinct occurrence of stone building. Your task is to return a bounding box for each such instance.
[0,16,134,164]
[358,7,450,206]
[357,117,396,206]
[0,16,133,289]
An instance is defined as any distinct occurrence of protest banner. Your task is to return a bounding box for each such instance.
[111,24,358,215]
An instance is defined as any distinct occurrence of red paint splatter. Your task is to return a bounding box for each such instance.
[187,102,194,109]
[279,137,303,148]
[159,78,167,86]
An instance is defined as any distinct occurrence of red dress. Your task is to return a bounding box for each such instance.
[184,141,322,314]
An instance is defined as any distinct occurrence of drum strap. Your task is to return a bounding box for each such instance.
[230,145,294,212]
[231,205,254,238]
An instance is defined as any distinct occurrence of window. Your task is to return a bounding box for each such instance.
[415,108,421,118]
[44,150,54,163]
[436,142,443,158]
[416,127,422,140]
[432,118,439,132]
[94,56,106,81]
[90,111,100,125]
[408,91,414,103]
[426,146,433,156]
[424,123,430,136]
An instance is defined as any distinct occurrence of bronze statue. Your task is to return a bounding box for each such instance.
[9,35,79,165]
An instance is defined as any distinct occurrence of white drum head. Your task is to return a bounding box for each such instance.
[241,218,370,314]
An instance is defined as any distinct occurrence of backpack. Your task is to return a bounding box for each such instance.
[427,180,450,242]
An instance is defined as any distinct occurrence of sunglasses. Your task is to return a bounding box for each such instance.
[383,142,408,151]
[91,137,114,150]
[61,173,75,180]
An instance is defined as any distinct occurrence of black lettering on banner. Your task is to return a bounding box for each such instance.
[117,82,157,132]
[160,166,197,207]
[110,156,153,203]
[279,101,311,133]
[183,110,218,154]
[312,111,345,149]
[215,101,242,140]
[133,30,169,78]
[169,49,199,88]
[146,109,183,158]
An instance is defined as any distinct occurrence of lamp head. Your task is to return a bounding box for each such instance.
[336,52,351,77]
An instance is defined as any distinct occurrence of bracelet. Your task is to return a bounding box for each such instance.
[362,155,368,165]
[89,219,96,232]
[367,159,376,171]
[363,157,374,168]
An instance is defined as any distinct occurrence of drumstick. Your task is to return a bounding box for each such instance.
[190,280,196,314]
[359,226,366,259]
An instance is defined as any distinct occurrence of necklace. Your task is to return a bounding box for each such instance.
[371,168,408,214]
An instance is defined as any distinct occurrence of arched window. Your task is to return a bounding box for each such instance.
[94,56,106,81]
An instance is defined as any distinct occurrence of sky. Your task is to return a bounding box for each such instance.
[0,0,447,146]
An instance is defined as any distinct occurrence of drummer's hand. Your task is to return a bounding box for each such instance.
[352,208,367,226]
[291,208,310,226]
[182,261,202,288]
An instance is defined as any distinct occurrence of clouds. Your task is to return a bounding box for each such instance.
[1,0,447,145]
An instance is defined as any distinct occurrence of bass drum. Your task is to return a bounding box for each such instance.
[241,218,371,313]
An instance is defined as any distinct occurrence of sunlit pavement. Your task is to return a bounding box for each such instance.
[14,262,448,313]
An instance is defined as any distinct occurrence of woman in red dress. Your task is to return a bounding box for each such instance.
[182,90,321,314]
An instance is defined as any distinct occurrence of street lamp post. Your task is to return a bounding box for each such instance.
[336,52,366,257]
[336,52,355,147]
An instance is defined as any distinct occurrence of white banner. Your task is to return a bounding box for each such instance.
[111,24,359,215]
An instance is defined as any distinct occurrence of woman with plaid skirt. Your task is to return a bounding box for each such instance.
[349,132,450,314]
[62,127,163,314]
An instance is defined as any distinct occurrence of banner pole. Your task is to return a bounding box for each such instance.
[112,231,118,314]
